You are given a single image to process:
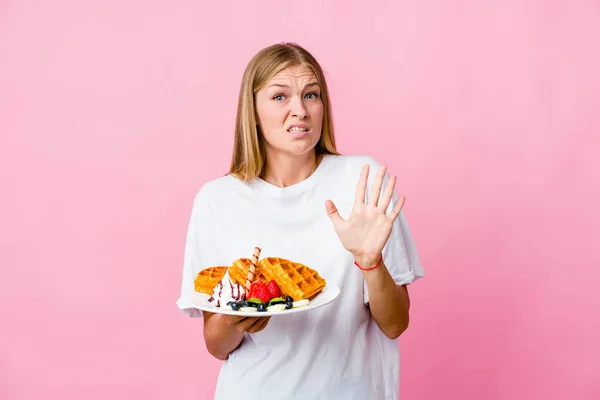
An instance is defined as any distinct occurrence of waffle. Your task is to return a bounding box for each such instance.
[194,266,227,295]
[228,258,269,287]
[259,257,326,300]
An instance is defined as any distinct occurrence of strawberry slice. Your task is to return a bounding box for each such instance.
[251,281,272,303]
[267,279,281,299]
[248,281,259,299]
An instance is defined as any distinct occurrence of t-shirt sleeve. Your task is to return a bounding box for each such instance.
[176,186,222,318]
[362,162,425,304]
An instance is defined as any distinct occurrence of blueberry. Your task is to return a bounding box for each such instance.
[285,296,294,303]
[231,302,240,311]
[226,301,234,306]
[285,301,293,310]
[257,303,266,312]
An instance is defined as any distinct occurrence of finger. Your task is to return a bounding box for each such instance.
[236,317,258,332]
[325,199,345,228]
[355,165,369,205]
[258,316,271,331]
[388,195,406,221]
[378,175,396,213]
[243,317,268,334]
[223,315,246,326]
[369,165,387,207]
[247,317,271,333]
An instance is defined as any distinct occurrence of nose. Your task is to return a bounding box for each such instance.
[291,96,308,119]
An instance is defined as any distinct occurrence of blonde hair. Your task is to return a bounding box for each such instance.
[228,42,340,182]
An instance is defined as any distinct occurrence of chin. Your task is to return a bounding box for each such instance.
[287,139,320,156]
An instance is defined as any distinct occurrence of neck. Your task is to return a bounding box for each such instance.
[261,151,322,188]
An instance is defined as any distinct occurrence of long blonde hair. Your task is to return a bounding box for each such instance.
[228,42,340,182]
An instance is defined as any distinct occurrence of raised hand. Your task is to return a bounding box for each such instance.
[325,165,406,268]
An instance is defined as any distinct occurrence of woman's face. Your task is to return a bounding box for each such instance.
[254,65,324,158]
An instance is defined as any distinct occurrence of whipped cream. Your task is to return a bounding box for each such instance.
[208,270,246,307]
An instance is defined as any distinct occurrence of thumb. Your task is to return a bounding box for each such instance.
[325,199,345,227]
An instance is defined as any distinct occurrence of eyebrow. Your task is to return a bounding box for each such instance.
[268,82,320,89]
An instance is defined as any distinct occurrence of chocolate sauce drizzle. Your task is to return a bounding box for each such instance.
[209,280,246,308]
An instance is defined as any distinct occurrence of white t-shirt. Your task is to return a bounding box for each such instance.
[176,154,424,400]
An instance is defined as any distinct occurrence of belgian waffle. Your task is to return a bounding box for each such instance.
[228,258,269,287]
[194,266,227,295]
[259,257,326,300]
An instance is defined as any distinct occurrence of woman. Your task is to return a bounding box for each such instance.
[177,42,424,400]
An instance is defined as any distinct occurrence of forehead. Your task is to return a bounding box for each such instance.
[267,65,318,84]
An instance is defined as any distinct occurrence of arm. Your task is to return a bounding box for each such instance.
[357,256,410,339]
[202,312,244,360]
[325,163,415,339]
[202,312,271,360]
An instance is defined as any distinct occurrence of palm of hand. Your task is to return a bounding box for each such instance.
[325,164,406,264]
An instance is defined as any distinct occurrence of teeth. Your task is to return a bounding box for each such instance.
[289,127,308,132]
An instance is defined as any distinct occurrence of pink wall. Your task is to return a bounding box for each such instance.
[2,1,599,399]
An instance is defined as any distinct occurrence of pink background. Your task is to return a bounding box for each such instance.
[1,1,599,399]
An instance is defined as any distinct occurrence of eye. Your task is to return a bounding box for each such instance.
[305,92,320,99]
[273,94,286,101]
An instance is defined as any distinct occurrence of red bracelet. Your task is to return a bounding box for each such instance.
[354,254,383,271]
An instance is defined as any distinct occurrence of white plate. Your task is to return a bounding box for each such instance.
[187,285,340,317]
